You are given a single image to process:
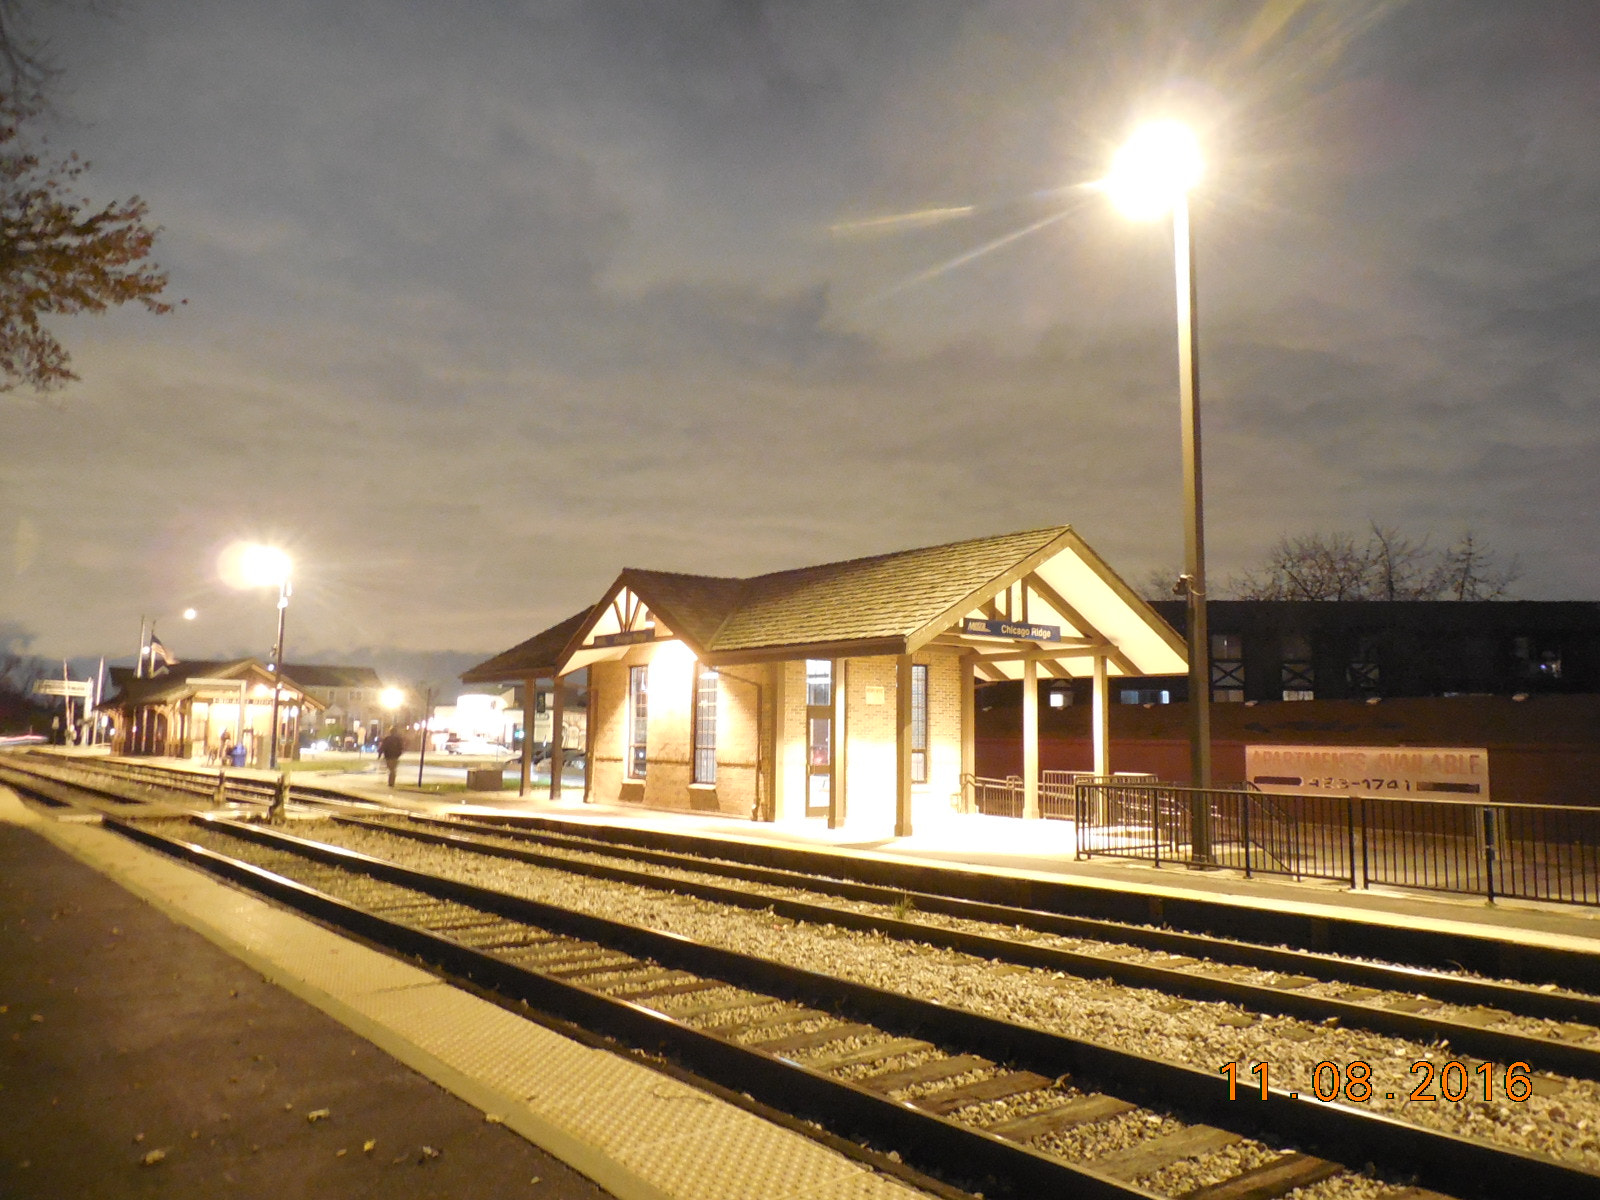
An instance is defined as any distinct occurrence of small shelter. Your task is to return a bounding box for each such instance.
[464,526,1186,835]
[102,659,322,766]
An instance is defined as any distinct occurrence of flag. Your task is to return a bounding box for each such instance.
[148,636,178,669]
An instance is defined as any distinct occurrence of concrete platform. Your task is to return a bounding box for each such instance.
[0,786,940,1200]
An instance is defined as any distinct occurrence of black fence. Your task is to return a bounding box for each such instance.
[1070,781,1600,907]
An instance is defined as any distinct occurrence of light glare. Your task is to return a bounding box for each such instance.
[1104,120,1203,220]
[219,541,292,590]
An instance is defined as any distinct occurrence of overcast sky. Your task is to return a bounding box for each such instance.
[4,0,1598,675]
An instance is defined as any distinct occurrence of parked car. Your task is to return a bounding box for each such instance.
[443,737,512,757]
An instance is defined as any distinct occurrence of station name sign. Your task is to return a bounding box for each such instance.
[592,627,659,649]
[962,617,1061,643]
[1245,744,1490,802]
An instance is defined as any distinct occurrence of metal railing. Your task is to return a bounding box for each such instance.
[1072,780,1600,907]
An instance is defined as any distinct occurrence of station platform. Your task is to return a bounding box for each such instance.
[0,785,941,1200]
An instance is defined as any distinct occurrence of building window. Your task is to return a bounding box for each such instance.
[1281,633,1314,701]
[1211,631,1244,702]
[693,668,718,784]
[1348,635,1381,695]
[1513,636,1563,681]
[627,665,648,778]
[805,659,832,706]
[1120,688,1171,705]
[910,663,928,784]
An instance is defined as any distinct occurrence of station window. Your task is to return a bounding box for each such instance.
[805,659,833,706]
[910,663,928,784]
[627,665,648,779]
[693,668,718,785]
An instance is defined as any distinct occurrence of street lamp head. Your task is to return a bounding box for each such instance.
[1104,119,1203,221]
[380,687,405,711]
[219,541,292,591]
[181,608,198,621]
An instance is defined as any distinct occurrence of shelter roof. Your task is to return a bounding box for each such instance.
[100,659,325,711]
[460,609,593,683]
[489,526,1187,681]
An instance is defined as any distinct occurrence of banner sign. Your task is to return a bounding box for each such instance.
[1245,744,1490,802]
[32,679,92,698]
[962,617,1062,643]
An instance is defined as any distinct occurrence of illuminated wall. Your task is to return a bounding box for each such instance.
[588,643,770,818]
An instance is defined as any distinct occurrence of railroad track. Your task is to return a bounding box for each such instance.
[8,757,1600,1197]
[342,810,1600,1082]
[90,809,1600,1200]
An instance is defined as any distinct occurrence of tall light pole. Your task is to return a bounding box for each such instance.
[1106,119,1213,860]
[235,545,292,770]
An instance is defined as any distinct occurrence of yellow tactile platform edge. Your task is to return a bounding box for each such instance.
[0,790,934,1200]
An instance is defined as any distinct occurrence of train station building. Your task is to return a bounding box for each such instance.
[101,659,323,765]
[464,526,1186,835]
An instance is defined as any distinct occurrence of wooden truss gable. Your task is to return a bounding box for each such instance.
[908,531,1188,684]
[560,582,677,674]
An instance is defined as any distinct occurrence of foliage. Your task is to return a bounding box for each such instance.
[0,96,173,391]
[0,5,174,392]
[0,639,48,732]
[1229,523,1519,601]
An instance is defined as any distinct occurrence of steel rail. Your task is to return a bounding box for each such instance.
[386,808,1600,1026]
[113,812,1600,1200]
[108,815,1162,1200]
[322,811,1600,1082]
[452,808,1600,993]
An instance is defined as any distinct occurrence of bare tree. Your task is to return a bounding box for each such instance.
[1436,531,1520,600]
[1229,523,1517,601]
[1231,530,1373,600]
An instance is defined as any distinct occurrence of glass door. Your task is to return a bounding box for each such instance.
[804,659,833,818]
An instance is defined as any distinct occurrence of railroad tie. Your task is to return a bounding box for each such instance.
[983,1093,1134,1141]
[807,1037,933,1072]
[1177,1152,1342,1200]
[861,1053,992,1093]
[1091,1124,1243,1182]
[752,1023,879,1055]
[913,1070,1054,1116]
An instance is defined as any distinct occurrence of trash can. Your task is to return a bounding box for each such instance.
[467,767,503,791]
[230,744,247,767]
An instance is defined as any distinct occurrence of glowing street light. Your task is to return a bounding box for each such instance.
[1104,118,1213,859]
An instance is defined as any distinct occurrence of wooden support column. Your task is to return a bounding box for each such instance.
[582,682,595,803]
[769,663,786,821]
[959,653,976,814]
[519,676,535,796]
[1022,658,1039,819]
[549,678,566,800]
[895,653,914,837]
[1092,653,1110,776]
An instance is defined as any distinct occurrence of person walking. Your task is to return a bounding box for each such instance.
[379,727,404,787]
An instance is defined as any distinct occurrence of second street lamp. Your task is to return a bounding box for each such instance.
[1105,119,1213,861]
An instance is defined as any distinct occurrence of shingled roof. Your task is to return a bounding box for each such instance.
[460,609,593,683]
[710,526,1064,652]
[477,526,1186,681]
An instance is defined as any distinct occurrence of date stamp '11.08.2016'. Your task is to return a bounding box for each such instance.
[1219,1059,1535,1104]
